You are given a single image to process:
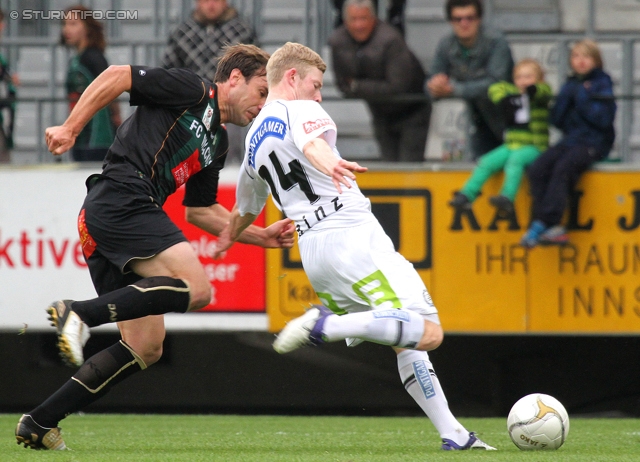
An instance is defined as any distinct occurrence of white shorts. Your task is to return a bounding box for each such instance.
[299,219,439,323]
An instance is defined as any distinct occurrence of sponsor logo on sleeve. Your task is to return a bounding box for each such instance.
[247,117,287,168]
[302,118,335,134]
[171,148,202,188]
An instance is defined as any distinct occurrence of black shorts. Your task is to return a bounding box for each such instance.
[78,175,186,295]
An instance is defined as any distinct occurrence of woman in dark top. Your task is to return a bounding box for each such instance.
[62,5,120,162]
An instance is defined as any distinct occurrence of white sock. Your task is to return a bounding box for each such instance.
[397,349,469,445]
[322,309,424,348]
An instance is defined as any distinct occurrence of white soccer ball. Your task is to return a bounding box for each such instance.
[507,393,570,450]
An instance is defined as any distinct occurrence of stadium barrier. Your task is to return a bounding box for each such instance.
[2,163,640,417]
[2,163,640,334]
[266,164,640,336]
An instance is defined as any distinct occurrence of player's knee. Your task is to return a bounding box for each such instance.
[122,332,165,365]
[138,341,163,366]
[417,321,444,351]
[187,278,212,311]
[188,292,211,311]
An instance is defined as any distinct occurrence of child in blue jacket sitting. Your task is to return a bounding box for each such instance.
[521,39,616,247]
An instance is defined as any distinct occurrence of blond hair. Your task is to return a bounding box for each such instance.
[266,42,327,87]
[514,58,545,82]
[571,39,603,69]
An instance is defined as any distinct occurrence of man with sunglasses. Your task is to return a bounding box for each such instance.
[426,0,514,160]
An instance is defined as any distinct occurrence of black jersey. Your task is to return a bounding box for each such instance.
[103,65,229,207]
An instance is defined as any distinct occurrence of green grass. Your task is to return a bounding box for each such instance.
[4,414,640,461]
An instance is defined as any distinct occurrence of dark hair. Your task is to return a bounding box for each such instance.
[445,0,483,20]
[61,5,106,51]
[0,9,4,22]
[214,44,270,83]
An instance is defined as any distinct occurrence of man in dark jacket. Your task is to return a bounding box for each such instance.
[162,0,256,79]
[332,0,406,36]
[329,0,430,162]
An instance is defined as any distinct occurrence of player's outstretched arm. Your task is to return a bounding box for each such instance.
[45,65,132,155]
[303,137,367,194]
[212,206,256,259]
[187,204,295,253]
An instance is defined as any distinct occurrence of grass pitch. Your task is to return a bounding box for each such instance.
[4,413,640,461]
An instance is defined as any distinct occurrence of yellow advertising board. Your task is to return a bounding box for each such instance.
[266,167,640,334]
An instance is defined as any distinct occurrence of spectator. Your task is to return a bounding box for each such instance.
[332,0,406,36]
[426,0,514,159]
[62,5,120,162]
[329,0,430,162]
[448,59,552,214]
[521,39,616,248]
[162,0,257,164]
[0,8,18,164]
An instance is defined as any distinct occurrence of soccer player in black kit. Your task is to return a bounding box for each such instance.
[15,44,295,450]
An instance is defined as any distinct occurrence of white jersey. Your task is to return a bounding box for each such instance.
[236,99,375,238]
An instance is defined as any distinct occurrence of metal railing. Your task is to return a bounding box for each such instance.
[7,91,637,165]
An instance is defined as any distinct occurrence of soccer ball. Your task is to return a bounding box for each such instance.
[507,393,570,450]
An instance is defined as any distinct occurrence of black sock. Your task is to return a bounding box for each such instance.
[72,276,190,327]
[29,341,146,428]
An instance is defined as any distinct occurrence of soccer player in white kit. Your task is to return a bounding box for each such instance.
[215,42,496,451]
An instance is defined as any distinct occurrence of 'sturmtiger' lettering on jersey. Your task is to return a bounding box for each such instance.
[248,117,287,168]
[302,118,334,134]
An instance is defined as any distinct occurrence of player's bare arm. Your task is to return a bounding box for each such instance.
[213,206,257,259]
[45,65,132,155]
[303,137,367,194]
[186,203,294,250]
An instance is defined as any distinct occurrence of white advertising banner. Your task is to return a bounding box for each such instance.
[0,166,98,331]
[0,165,266,332]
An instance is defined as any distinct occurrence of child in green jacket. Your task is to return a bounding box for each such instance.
[449,59,551,213]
